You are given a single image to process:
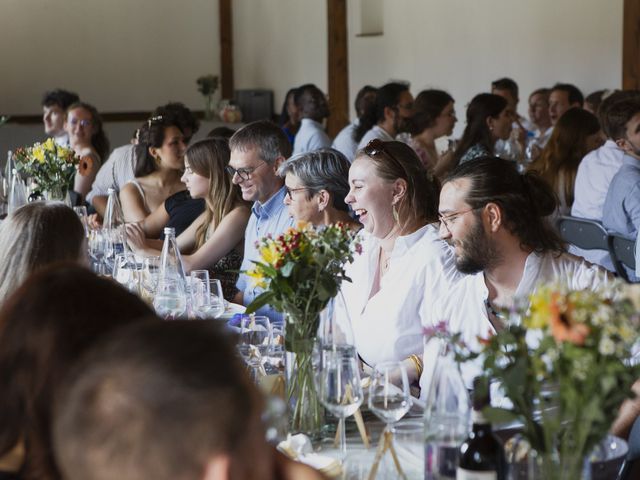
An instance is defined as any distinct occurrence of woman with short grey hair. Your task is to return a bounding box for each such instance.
[278,148,360,228]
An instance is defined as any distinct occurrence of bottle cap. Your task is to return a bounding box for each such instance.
[163,227,176,235]
[107,187,116,194]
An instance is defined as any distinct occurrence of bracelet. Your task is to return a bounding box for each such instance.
[407,354,424,379]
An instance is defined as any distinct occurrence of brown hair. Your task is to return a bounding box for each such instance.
[446,156,564,254]
[66,102,110,161]
[185,138,245,248]
[0,202,85,303]
[528,108,601,207]
[53,321,259,480]
[356,140,440,230]
[0,264,154,480]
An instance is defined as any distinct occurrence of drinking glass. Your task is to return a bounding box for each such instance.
[112,253,141,293]
[369,361,411,428]
[141,256,160,296]
[88,228,108,275]
[237,316,272,377]
[318,350,363,460]
[73,206,89,237]
[154,278,187,319]
[190,270,211,318]
[208,279,225,318]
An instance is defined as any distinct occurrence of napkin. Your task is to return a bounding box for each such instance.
[277,434,342,478]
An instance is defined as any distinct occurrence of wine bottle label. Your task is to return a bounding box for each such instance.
[456,468,497,480]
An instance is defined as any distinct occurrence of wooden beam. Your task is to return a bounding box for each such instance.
[623,0,640,90]
[219,0,234,99]
[327,0,349,137]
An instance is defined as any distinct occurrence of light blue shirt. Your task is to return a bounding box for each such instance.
[236,186,293,321]
[603,154,640,239]
[292,118,331,156]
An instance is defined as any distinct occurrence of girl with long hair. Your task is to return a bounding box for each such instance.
[126,137,250,298]
[528,108,604,214]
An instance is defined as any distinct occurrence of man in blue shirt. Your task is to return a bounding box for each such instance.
[603,97,640,240]
[229,121,293,321]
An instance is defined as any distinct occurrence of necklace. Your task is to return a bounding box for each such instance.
[379,248,391,276]
[484,298,507,331]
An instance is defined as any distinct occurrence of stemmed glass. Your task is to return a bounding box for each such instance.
[190,270,211,318]
[369,361,411,425]
[368,362,411,478]
[317,350,363,460]
[207,279,225,318]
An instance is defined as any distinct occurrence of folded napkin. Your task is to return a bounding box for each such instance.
[277,434,342,478]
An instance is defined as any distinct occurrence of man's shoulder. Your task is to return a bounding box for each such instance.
[539,251,612,290]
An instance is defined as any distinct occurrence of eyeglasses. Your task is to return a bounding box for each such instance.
[69,119,93,128]
[225,161,266,181]
[363,138,408,173]
[438,206,482,232]
[284,186,309,198]
[147,115,163,128]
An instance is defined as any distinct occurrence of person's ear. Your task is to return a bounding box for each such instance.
[391,178,407,205]
[484,202,502,232]
[616,138,631,153]
[486,116,495,133]
[383,105,396,123]
[316,189,330,211]
[202,455,231,480]
[273,156,286,172]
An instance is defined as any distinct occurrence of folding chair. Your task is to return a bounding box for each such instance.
[609,233,636,282]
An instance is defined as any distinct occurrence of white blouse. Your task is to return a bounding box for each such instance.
[338,224,461,367]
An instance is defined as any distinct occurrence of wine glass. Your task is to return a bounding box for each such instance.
[317,350,363,461]
[369,361,411,430]
[154,278,187,320]
[237,316,272,378]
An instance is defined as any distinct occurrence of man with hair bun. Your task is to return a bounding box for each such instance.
[420,157,610,396]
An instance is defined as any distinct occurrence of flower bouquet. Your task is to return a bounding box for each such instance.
[14,138,78,200]
[245,221,360,436]
[471,283,640,479]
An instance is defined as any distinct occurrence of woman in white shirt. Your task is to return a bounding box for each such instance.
[341,139,462,386]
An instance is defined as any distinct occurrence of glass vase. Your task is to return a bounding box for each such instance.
[44,185,71,206]
[204,95,215,120]
[284,312,324,439]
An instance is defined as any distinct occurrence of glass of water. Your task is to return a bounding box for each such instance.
[369,361,411,427]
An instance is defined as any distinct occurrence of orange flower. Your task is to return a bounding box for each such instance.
[549,292,590,345]
[78,155,93,176]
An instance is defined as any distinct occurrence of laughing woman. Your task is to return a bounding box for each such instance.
[126,137,250,299]
[340,139,462,387]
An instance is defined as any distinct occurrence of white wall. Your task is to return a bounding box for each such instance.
[1,0,220,115]
[233,0,327,115]
[0,0,625,133]
[348,0,623,135]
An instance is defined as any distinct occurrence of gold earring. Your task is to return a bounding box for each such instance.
[392,204,399,224]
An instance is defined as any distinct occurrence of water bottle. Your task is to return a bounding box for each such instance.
[424,340,471,480]
[103,187,126,268]
[153,227,187,319]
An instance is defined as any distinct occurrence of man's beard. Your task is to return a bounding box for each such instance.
[394,114,410,135]
[454,218,501,274]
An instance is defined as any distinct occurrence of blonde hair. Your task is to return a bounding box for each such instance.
[185,138,244,248]
[0,202,85,301]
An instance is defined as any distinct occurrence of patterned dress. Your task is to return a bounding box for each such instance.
[205,224,242,300]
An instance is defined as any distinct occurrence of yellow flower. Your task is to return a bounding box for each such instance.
[43,137,56,152]
[32,146,45,163]
[259,243,281,266]
[246,268,267,289]
[526,290,552,329]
